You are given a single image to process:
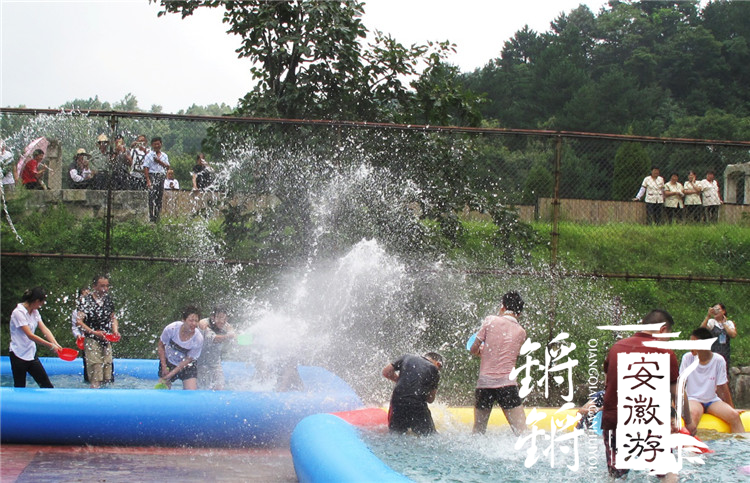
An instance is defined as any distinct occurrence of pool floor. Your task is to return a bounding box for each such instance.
[0,444,297,483]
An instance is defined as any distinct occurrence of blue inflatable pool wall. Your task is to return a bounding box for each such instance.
[0,357,362,447]
[291,413,411,483]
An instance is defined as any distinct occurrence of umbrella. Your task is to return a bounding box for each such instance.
[16,136,49,179]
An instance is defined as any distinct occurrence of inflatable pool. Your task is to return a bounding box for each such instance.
[0,356,362,447]
[291,406,750,482]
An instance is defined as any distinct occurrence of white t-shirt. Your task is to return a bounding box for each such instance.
[144,151,170,176]
[1,148,15,185]
[700,179,721,206]
[160,321,203,365]
[663,181,684,208]
[680,352,726,403]
[164,178,180,190]
[641,176,665,203]
[10,303,42,360]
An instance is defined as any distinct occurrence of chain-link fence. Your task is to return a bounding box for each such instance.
[2,108,748,404]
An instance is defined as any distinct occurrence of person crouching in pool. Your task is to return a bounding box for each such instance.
[680,327,745,433]
[382,352,444,435]
[157,306,204,390]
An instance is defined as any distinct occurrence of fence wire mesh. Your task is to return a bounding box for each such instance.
[1,108,749,402]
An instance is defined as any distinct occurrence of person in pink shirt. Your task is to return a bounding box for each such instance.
[469,291,528,435]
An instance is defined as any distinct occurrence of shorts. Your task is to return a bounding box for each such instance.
[475,386,522,411]
[388,402,436,436]
[162,360,198,382]
[603,429,630,478]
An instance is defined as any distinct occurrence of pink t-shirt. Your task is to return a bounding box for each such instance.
[476,314,526,388]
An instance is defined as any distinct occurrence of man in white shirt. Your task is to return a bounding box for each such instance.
[143,137,170,222]
[700,170,722,223]
[633,167,665,225]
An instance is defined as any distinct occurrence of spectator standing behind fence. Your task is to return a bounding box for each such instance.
[69,149,94,189]
[21,149,48,190]
[143,137,169,222]
[112,136,131,190]
[191,153,214,191]
[90,134,110,188]
[700,170,722,223]
[127,134,150,190]
[663,173,684,223]
[1,141,16,192]
[700,303,736,378]
[164,169,180,190]
[633,167,664,224]
[76,275,119,389]
[8,287,62,388]
[683,170,703,222]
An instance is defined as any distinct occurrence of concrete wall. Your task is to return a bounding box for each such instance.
[5,190,750,225]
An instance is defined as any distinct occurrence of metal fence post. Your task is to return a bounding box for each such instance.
[104,113,118,271]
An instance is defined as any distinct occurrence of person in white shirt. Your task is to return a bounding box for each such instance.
[700,170,722,223]
[164,169,180,190]
[127,134,150,190]
[1,141,15,191]
[69,149,94,189]
[663,172,684,223]
[633,167,665,225]
[8,287,63,388]
[157,306,204,390]
[682,170,703,222]
[680,327,744,433]
[143,136,170,222]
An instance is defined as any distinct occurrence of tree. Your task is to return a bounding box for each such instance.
[157,1,480,125]
[612,141,651,201]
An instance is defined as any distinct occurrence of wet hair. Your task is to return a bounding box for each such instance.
[151,136,162,144]
[715,303,727,317]
[21,287,47,303]
[92,274,109,286]
[424,352,445,369]
[32,149,44,157]
[182,305,201,320]
[642,309,674,330]
[502,291,524,314]
[691,327,713,340]
[211,305,229,316]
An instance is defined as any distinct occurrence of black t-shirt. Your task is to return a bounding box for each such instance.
[390,354,440,407]
[77,293,115,336]
[192,164,213,189]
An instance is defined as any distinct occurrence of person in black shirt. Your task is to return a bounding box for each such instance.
[382,352,444,435]
[191,153,214,191]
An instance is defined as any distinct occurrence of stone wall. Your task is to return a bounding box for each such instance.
[731,367,750,409]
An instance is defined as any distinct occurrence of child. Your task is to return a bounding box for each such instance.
[157,305,204,390]
[680,327,744,433]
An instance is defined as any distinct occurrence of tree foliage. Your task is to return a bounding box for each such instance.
[463,0,750,137]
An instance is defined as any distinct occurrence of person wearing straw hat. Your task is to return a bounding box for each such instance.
[69,148,94,189]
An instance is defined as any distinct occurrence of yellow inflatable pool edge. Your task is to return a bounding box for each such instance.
[424,407,750,433]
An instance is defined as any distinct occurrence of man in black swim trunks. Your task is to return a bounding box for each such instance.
[382,352,444,435]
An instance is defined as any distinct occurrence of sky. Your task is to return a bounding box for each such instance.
[1,0,607,114]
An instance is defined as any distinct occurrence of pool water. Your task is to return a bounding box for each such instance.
[362,428,750,482]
